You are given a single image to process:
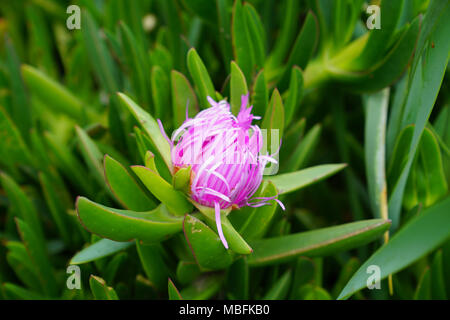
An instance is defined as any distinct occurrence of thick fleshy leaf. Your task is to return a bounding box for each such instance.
[263,270,292,300]
[338,197,450,299]
[70,239,133,265]
[172,166,191,193]
[151,65,170,119]
[284,66,304,126]
[136,242,168,291]
[1,173,44,242]
[192,202,253,255]
[265,0,299,69]
[186,48,216,108]
[168,278,183,300]
[226,258,249,300]
[176,261,201,286]
[21,65,90,121]
[182,214,233,271]
[132,165,192,215]
[171,70,198,128]
[0,107,32,168]
[89,275,119,300]
[247,219,390,267]
[279,11,319,89]
[104,155,156,211]
[230,61,248,115]
[76,197,183,243]
[364,88,389,219]
[117,92,172,171]
[231,0,254,81]
[284,124,321,171]
[180,273,224,299]
[430,250,447,299]
[239,182,279,240]
[331,16,421,92]
[38,172,72,244]
[251,70,268,118]
[15,218,58,297]
[119,22,152,111]
[75,126,111,195]
[243,2,266,68]
[354,0,405,68]
[266,164,347,195]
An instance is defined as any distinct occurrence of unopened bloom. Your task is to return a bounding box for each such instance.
[158,95,283,249]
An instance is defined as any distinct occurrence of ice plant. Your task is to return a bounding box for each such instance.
[158,94,284,249]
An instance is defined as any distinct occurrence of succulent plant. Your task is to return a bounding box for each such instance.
[0,0,449,301]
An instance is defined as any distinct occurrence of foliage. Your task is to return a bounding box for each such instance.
[0,0,449,300]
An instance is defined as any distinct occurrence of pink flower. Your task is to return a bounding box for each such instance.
[158,95,283,249]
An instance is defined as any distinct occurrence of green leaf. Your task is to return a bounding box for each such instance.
[239,182,278,240]
[171,70,198,128]
[82,10,120,94]
[192,203,253,255]
[364,88,389,219]
[266,164,347,195]
[230,61,248,115]
[414,267,431,300]
[117,92,172,171]
[136,242,168,291]
[0,106,32,168]
[38,172,72,244]
[226,258,249,300]
[104,155,156,211]
[70,238,133,265]
[172,166,191,193]
[284,66,304,126]
[186,48,216,108]
[176,261,201,286]
[4,37,31,140]
[331,16,421,93]
[284,124,322,171]
[288,257,316,299]
[430,250,447,299]
[119,22,152,111]
[0,172,44,242]
[298,284,332,300]
[21,65,90,121]
[104,252,128,285]
[89,275,119,300]
[182,214,233,271]
[251,69,268,118]
[15,218,57,297]
[338,197,450,299]
[131,165,192,215]
[332,257,360,298]
[180,273,224,300]
[265,0,299,69]
[354,0,405,68]
[389,127,448,211]
[76,197,183,243]
[263,270,292,300]
[75,126,111,195]
[6,242,41,292]
[248,219,390,267]
[168,278,183,300]
[243,2,266,68]
[279,11,319,89]
[232,0,254,81]
[151,65,170,119]
[181,0,217,25]
[1,283,46,300]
